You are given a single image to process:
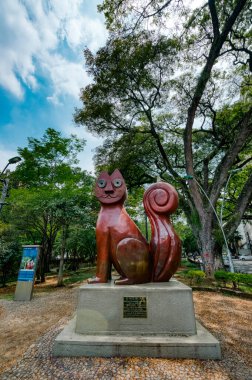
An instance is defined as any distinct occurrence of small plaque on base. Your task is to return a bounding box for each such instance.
[123,297,147,318]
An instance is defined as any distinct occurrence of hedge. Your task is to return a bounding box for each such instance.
[214,271,252,289]
[186,270,206,284]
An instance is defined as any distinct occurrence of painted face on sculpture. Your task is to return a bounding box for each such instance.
[95,169,127,204]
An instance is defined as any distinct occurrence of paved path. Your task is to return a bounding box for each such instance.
[0,318,231,380]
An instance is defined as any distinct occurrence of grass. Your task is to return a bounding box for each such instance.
[0,266,96,298]
[0,293,14,300]
[63,268,96,285]
[1,260,251,297]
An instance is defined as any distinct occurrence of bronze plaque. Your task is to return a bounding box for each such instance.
[123,297,147,318]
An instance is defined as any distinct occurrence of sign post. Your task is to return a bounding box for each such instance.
[14,245,40,301]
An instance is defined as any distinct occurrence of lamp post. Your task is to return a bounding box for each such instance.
[0,156,22,177]
[0,156,21,213]
[183,174,235,273]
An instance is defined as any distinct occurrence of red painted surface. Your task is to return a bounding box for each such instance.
[88,170,181,285]
[143,182,181,282]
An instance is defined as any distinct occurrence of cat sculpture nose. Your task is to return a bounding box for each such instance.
[104,182,114,194]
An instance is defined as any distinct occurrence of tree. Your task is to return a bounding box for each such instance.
[75,0,252,276]
[51,185,97,286]
[63,227,97,268]
[0,223,21,287]
[3,128,96,282]
[12,128,85,188]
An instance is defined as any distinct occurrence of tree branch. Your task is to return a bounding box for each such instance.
[208,0,220,39]
[210,106,252,206]
[184,0,248,217]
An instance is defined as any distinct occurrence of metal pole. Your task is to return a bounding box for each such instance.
[0,163,9,177]
[220,173,232,226]
[0,179,10,213]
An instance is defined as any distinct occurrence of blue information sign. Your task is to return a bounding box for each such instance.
[17,246,39,282]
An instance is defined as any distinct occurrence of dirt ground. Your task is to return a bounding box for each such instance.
[0,278,78,372]
[0,278,251,379]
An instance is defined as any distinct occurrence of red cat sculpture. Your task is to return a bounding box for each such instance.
[88,169,181,285]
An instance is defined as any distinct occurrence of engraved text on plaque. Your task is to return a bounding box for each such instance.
[123,297,147,318]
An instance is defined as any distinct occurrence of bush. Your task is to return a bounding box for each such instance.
[0,241,22,287]
[180,259,198,269]
[214,271,252,289]
[237,273,252,285]
[214,270,229,286]
[186,270,206,284]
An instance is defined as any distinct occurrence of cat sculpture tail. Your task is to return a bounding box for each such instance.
[143,182,181,282]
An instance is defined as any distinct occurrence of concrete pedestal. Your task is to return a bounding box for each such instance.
[53,280,221,359]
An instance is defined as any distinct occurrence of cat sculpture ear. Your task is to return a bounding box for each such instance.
[95,169,127,205]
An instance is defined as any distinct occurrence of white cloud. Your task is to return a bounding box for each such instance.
[44,53,91,104]
[0,1,40,98]
[0,0,107,101]
[63,14,107,52]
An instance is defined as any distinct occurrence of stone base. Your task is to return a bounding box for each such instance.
[75,280,197,336]
[53,318,220,359]
[53,280,221,359]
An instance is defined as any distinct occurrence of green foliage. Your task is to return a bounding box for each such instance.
[0,225,22,286]
[75,33,179,136]
[55,226,97,265]
[186,270,206,284]
[214,271,252,289]
[174,222,199,254]
[63,268,96,285]
[180,259,198,269]
[236,273,252,286]
[214,270,229,285]
[94,133,159,189]
[12,128,86,188]
[1,128,96,283]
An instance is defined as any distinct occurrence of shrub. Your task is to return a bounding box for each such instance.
[237,273,252,285]
[186,270,206,284]
[214,270,229,286]
[214,271,252,289]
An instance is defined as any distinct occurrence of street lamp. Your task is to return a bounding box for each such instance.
[0,156,22,213]
[183,174,235,273]
[0,156,22,177]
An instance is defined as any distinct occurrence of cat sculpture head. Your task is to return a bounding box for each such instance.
[95,169,127,205]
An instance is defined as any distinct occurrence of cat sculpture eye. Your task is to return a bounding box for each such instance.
[98,179,106,188]
[113,179,122,187]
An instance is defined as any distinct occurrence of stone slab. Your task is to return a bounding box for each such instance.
[75,280,197,336]
[53,318,221,359]
[14,281,34,301]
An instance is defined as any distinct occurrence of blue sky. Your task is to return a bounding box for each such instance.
[0,0,107,173]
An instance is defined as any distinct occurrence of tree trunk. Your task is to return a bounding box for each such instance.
[73,249,78,271]
[198,214,215,277]
[1,267,7,287]
[213,240,225,270]
[39,245,46,283]
[57,225,68,287]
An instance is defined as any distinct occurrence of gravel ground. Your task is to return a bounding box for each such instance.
[0,286,251,380]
